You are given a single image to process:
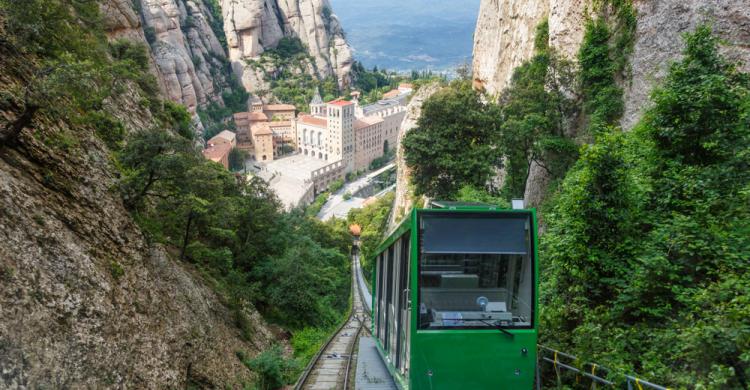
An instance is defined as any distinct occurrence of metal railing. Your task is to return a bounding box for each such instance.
[538,345,671,390]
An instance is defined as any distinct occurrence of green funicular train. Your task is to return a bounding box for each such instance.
[371,202,538,389]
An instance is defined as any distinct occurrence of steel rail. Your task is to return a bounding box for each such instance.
[343,319,365,389]
[293,310,354,390]
[294,249,371,390]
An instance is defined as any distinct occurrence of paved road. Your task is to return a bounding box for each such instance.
[317,163,395,221]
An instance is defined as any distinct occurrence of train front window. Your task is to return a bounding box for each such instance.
[418,212,534,330]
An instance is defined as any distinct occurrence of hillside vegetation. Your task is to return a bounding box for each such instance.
[0,1,352,387]
[403,21,749,389]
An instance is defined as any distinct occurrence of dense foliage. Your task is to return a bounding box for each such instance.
[350,61,447,104]
[541,26,750,388]
[498,20,578,198]
[403,21,578,202]
[247,37,340,111]
[228,147,248,172]
[402,80,503,199]
[0,2,353,388]
[345,193,395,282]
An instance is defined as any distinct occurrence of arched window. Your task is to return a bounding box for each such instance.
[303,129,308,144]
[318,132,322,146]
[319,152,323,159]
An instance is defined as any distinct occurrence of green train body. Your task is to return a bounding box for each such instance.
[370,205,539,389]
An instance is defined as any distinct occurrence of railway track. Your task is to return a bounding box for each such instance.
[294,254,371,390]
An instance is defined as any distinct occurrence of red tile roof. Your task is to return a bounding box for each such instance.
[328,99,353,107]
[208,130,236,144]
[299,115,327,128]
[264,104,296,111]
[268,121,291,128]
[382,89,400,99]
[202,142,232,162]
[354,116,384,130]
[251,122,273,136]
[248,112,268,121]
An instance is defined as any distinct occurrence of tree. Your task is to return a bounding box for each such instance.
[118,128,197,209]
[402,80,502,199]
[541,26,750,388]
[498,19,578,198]
[228,147,248,171]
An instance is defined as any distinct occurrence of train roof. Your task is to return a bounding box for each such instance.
[428,201,502,210]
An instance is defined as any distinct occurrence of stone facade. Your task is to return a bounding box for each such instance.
[251,122,274,162]
[294,89,409,176]
[234,102,299,160]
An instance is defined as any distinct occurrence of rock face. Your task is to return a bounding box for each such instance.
[103,0,352,111]
[623,0,750,129]
[139,0,228,113]
[0,22,274,388]
[388,83,442,229]
[472,0,549,96]
[472,0,750,205]
[472,0,586,96]
[221,0,353,93]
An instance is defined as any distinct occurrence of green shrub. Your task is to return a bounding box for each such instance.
[291,327,329,363]
[229,147,248,172]
[305,192,329,217]
[85,111,125,150]
[329,179,344,193]
[110,260,124,280]
[243,345,299,390]
[268,37,306,59]
[109,39,149,72]
[143,27,156,45]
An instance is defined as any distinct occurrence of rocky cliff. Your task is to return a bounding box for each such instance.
[388,83,441,229]
[103,0,352,112]
[220,0,353,94]
[102,0,227,114]
[623,1,750,129]
[473,0,750,125]
[0,7,276,387]
[472,0,750,205]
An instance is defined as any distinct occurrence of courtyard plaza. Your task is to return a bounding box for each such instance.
[253,154,331,209]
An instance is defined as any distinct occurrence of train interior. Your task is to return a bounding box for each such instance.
[418,213,533,329]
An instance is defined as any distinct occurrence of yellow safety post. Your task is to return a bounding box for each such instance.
[590,364,598,390]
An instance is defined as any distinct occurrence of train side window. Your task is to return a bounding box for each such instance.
[383,245,394,350]
[417,213,534,330]
[377,253,385,340]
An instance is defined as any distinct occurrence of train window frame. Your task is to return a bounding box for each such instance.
[415,210,536,331]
